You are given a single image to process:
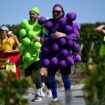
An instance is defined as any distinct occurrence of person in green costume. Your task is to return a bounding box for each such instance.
[94,25,105,56]
[19,7,45,102]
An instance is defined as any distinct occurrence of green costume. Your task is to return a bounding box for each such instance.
[19,19,42,69]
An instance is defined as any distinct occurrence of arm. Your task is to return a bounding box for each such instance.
[54,31,80,40]
[34,27,48,42]
[54,31,66,38]
[94,25,105,34]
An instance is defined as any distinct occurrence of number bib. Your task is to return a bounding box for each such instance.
[6,62,16,73]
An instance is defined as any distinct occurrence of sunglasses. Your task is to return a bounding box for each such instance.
[52,10,62,14]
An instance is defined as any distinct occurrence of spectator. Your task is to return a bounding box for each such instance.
[94,25,105,57]
[0,25,20,79]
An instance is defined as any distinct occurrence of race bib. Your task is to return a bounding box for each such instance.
[6,62,16,73]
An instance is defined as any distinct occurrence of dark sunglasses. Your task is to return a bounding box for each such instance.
[52,10,62,14]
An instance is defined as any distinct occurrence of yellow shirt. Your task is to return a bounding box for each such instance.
[1,35,19,51]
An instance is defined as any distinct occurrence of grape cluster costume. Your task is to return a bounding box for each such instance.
[19,10,42,69]
[38,4,81,103]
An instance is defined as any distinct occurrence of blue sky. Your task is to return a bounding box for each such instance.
[0,0,105,25]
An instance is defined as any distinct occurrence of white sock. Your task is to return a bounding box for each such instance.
[35,89,41,95]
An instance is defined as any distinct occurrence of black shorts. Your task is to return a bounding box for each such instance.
[24,60,41,77]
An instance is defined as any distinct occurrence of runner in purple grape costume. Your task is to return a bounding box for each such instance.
[39,4,81,105]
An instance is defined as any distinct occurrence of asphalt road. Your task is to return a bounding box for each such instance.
[24,86,86,105]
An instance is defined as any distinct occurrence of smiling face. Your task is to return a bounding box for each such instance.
[52,6,64,20]
[29,11,39,22]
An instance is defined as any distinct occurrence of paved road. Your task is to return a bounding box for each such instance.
[24,85,86,105]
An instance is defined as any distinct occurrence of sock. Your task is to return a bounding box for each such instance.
[35,89,41,96]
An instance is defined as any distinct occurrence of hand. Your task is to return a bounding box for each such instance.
[55,32,66,38]
[94,25,105,33]
[40,67,47,76]
[34,37,41,42]
[102,29,105,34]
[4,50,12,53]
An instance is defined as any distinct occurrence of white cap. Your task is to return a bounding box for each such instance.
[0,26,9,32]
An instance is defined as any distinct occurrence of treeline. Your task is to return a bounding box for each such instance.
[2,22,105,62]
[2,22,104,42]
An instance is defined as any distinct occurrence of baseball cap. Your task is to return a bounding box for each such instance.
[0,26,9,32]
[29,7,40,14]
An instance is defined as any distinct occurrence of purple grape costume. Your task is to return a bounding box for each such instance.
[38,4,81,104]
[39,13,81,68]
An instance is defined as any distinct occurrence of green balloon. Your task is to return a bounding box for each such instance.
[24,52,31,60]
[19,29,27,38]
[33,42,41,49]
[18,43,25,52]
[29,57,35,63]
[23,37,31,46]
[26,25,33,31]
[28,30,36,38]
[21,19,29,28]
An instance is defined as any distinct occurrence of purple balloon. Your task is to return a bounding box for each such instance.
[66,33,80,40]
[51,57,59,66]
[75,54,81,62]
[39,52,45,59]
[73,23,81,31]
[66,56,74,65]
[43,39,51,47]
[66,12,77,21]
[69,50,73,55]
[42,59,50,67]
[58,60,67,68]
[45,21,53,30]
[41,46,49,54]
[59,18,67,27]
[73,42,80,52]
[57,37,66,46]
[49,33,55,40]
[60,49,69,57]
[51,43,59,52]
[72,24,80,35]
[66,39,73,48]
[38,17,47,25]
[65,25,73,34]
